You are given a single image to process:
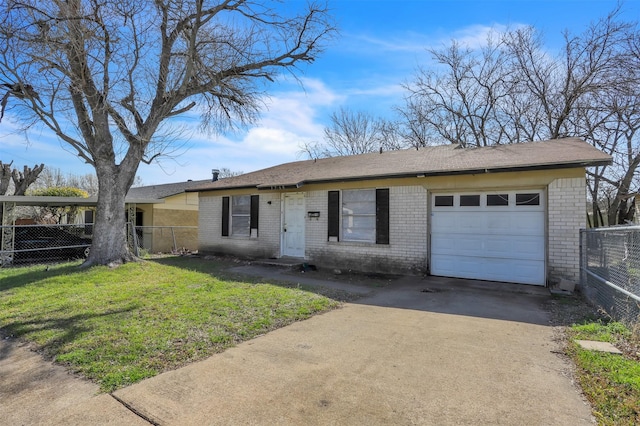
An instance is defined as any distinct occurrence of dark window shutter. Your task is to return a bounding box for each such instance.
[250,195,259,234]
[328,190,340,240]
[221,196,230,237]
[376,188,390,244]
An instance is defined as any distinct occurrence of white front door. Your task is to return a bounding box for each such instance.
[282,192,305,258]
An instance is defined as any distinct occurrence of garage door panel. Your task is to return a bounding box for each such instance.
[432,213,480,233]
[432,234,544,260]
[486,213,544,235]
[433,212,543,236]
[430,190,545,285]
[507,213,545,235]
[431,234,486,256]
[431,254,544,286]
[484,236,544,260]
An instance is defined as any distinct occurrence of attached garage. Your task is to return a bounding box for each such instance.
[430,190,545,285]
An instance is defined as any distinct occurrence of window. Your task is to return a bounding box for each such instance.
[232,195,251,236]
[487,194,509,206]
[434,195,454,207]
[222,195,259,237]
[516,193,540,206]
[327,189,389,244]
[342,189,376,242]
[460,195,480,206]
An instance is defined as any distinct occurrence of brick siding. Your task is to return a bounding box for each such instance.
[547,177,586,283]
[198,192,281,258]
[305,186,428,274]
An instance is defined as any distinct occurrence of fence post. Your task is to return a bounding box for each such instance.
[130,223,140,257]
[579,229,584,289]
[171,227,177,252]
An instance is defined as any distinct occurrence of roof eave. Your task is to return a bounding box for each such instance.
[188,184,262,193]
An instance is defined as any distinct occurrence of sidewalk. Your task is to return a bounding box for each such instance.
[0,338,147,425]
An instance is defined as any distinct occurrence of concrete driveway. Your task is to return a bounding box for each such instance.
[3,272,594,425]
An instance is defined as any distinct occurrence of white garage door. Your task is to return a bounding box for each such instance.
[430,191,545,286]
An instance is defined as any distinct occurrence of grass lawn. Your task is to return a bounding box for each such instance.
[0,257,339,392]
[567,320,640,425]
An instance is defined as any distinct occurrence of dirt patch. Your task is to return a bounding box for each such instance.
[544,291,640,360]
[545,292,600,328]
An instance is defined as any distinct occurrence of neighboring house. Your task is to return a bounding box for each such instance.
[0,179,210,256]
[189,138,611,286]
[0,195,153,265]
[126,179,210,253]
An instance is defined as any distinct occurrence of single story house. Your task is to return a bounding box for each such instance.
[189,138,611,286]
[125,179,209,253]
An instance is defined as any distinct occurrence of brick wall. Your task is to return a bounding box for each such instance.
[547,177,586,283]
[198,192,281,258]
[305,186,428,274]
[199,186,428,274]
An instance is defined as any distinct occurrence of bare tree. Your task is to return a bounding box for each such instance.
[0,161,45,196]
[400,7,640,225]
[0,162,13,196]
[218,167,243,179]
[0,0,334,266]
[0,161,44,225]
[402,34,515,147]
[301,107,404,158]
[503,12,632,141]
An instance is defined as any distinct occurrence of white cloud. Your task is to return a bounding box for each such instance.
[350,33,431,53]
[137,78,341,184]
[445,24,521,49]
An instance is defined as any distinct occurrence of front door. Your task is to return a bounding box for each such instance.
[282,193,305,258]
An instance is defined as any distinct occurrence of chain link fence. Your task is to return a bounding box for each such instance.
[1,224,198,266]
[127,225,198,256]
[580,226,640,326]
[0,223,92,266]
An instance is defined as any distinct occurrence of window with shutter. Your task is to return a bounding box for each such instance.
[329,188,389,244]
[231,195,251,236]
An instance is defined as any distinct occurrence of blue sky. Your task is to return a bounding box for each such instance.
[0,0,635,185]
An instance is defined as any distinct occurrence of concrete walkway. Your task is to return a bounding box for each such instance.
[1,271,594,425]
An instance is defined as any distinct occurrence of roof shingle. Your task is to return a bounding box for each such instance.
[127,179,211,200]
[188,138,612,192]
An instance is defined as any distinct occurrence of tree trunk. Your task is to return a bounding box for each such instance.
[83,165,136,267]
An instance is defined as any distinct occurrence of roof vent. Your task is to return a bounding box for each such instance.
[212,169,220,182]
